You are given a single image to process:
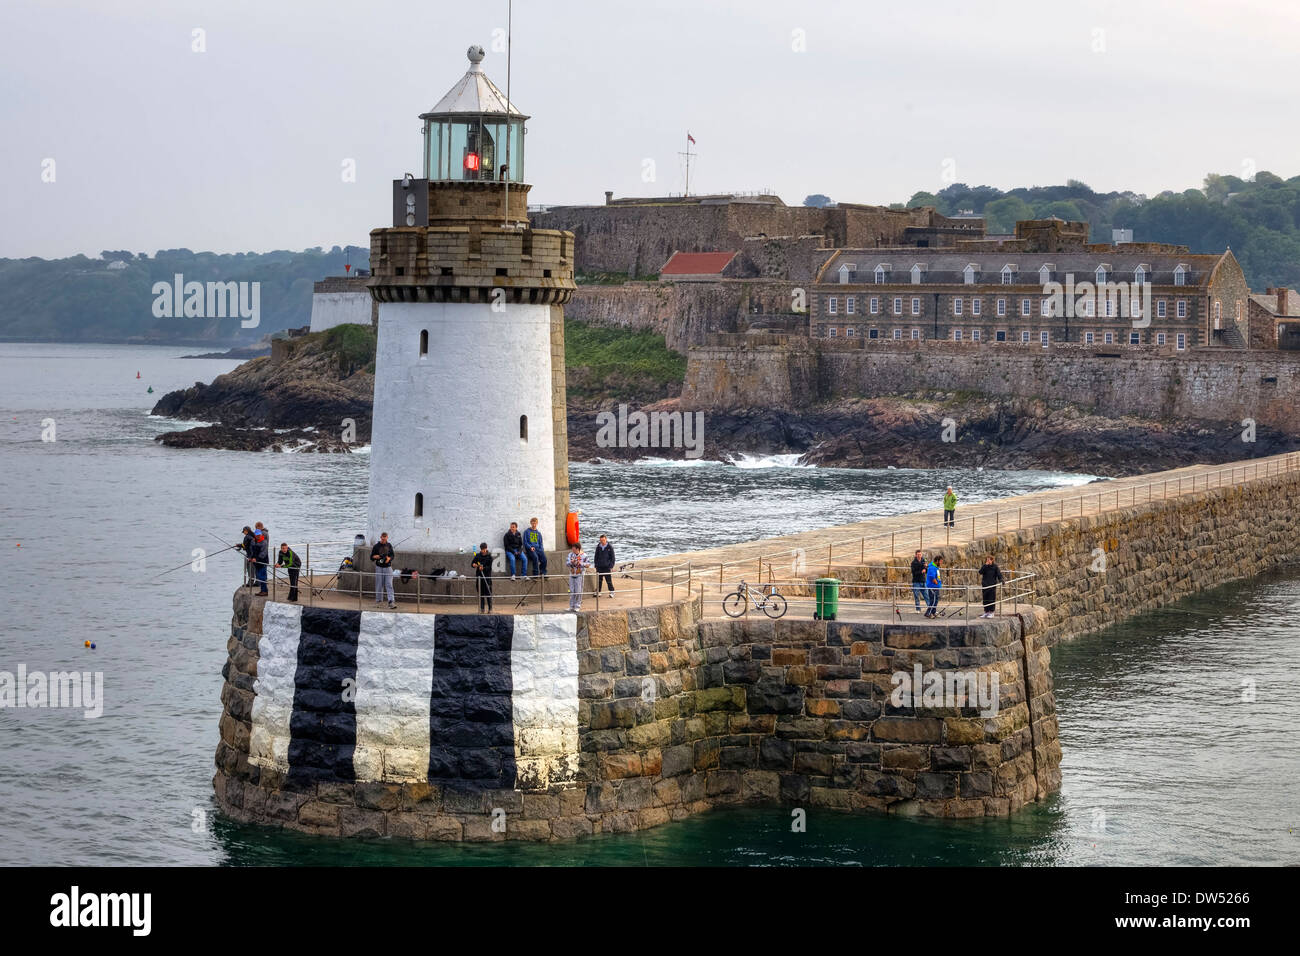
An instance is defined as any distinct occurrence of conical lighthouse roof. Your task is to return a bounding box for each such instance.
[422,45,527,119]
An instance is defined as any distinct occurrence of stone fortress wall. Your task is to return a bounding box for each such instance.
[683,339,1300,434]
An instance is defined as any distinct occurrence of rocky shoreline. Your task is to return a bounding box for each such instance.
[152,331,1299,475]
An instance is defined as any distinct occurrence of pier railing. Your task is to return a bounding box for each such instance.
[247,450,1297,619]
[636,449,1300,591]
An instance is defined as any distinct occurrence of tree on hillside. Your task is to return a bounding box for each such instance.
[803,194,832,207]
[983,196,1035,233]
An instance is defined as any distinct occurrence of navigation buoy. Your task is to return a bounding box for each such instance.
[84,640,90,648]
[136,371,141,379]
[565,511,580,546]
[147,386,154,393]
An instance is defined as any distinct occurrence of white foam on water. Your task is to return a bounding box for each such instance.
[728,453,813,470]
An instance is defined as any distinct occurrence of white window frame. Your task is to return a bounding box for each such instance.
[972,298,982,316]
[911,297,920,316]
[846,326,857,337]
[997,298,1007,317]
[870,296,879,314]
[893,297,903,315]
[1085,331,1094,344]
[1176,333,1186,350]
[1001,266,1013,285]
[893,328,902,340]
[1156,332,1166,345]
[953,328,963,341]
[828,296,838,315]
[963,264,976,285]
[828,326,838,338]
[1129,331,1140,345]
[1040,330,1049,347]
[846,296,855,315]
[972,328,981,342]
[911,328,920,340]
[911,264,924,284]
[1104,331,1114,344]
[1157,299,1167,318]
[954,298,964,316]
[1174,264,1186,286]
[1020,331,1031,343]
[1021,298,1031,316]
[875,265,887,284]
[1177,299,1187,318]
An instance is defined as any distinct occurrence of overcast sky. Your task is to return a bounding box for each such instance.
[3,0,1298,259]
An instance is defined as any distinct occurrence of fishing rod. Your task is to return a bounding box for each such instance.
[153,542,241,578]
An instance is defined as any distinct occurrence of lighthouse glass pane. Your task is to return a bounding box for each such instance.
[444,122,469,180]
[507,121,524,181]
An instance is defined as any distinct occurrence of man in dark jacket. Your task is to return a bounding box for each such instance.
[594,534,615,593]
[371,532,396,608]
[471,542,494,612]
[503,522,526,581]
[276,542,302,602]
[978,555,1005,618]
[909,550,926,613]
[252,522,270,595]
[237,526,255,587]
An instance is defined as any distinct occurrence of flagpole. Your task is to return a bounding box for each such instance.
[503,0,513,226]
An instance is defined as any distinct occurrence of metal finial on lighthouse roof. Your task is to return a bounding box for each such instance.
[423,44,527,119]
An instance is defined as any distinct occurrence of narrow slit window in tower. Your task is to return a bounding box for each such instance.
[519,415,528,443]
[419,330,428,357]
[414,493,423,518]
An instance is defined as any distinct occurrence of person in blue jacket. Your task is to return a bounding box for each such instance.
[523,517,548,579]
[924,555,943,618]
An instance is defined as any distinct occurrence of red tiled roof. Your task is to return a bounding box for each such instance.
[660,251,737,275]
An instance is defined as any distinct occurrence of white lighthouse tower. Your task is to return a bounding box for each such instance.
[364,45,574,567]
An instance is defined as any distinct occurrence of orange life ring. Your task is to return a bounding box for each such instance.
[565,511,580,545]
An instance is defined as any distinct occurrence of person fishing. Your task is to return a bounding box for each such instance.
[252,522,270,595]
[471,542,494,613]
[276,542,302,602]
[237,526,255,587]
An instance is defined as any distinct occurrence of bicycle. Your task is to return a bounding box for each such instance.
[722,580,788,619]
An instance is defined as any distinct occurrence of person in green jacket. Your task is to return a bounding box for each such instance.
[943,486,957,528]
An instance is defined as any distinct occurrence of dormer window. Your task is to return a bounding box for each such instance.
[1095,264,1110,284]
[910,264,925,284]
[1000,265,1016,285]
[1134,265,1148,285]
[1174,264,1187,286]
[874,265,889,284]
[837,263,854,285]
[963,264,977,285]
[1039,264,1053,285]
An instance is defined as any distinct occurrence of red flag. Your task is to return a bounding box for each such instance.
[687,132,696,144]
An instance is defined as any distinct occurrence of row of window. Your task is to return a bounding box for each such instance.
[847,263,1193,286]
[825,295,1196,318]
[822,327,1189,349]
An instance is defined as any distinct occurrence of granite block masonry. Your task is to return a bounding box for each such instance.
[215,590,1060,840]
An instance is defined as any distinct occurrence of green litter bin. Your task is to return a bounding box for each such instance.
[814,578,840,621]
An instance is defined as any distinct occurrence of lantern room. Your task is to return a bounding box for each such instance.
[420,45,526,183]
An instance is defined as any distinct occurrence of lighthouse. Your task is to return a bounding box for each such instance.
[365,45,575,566]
